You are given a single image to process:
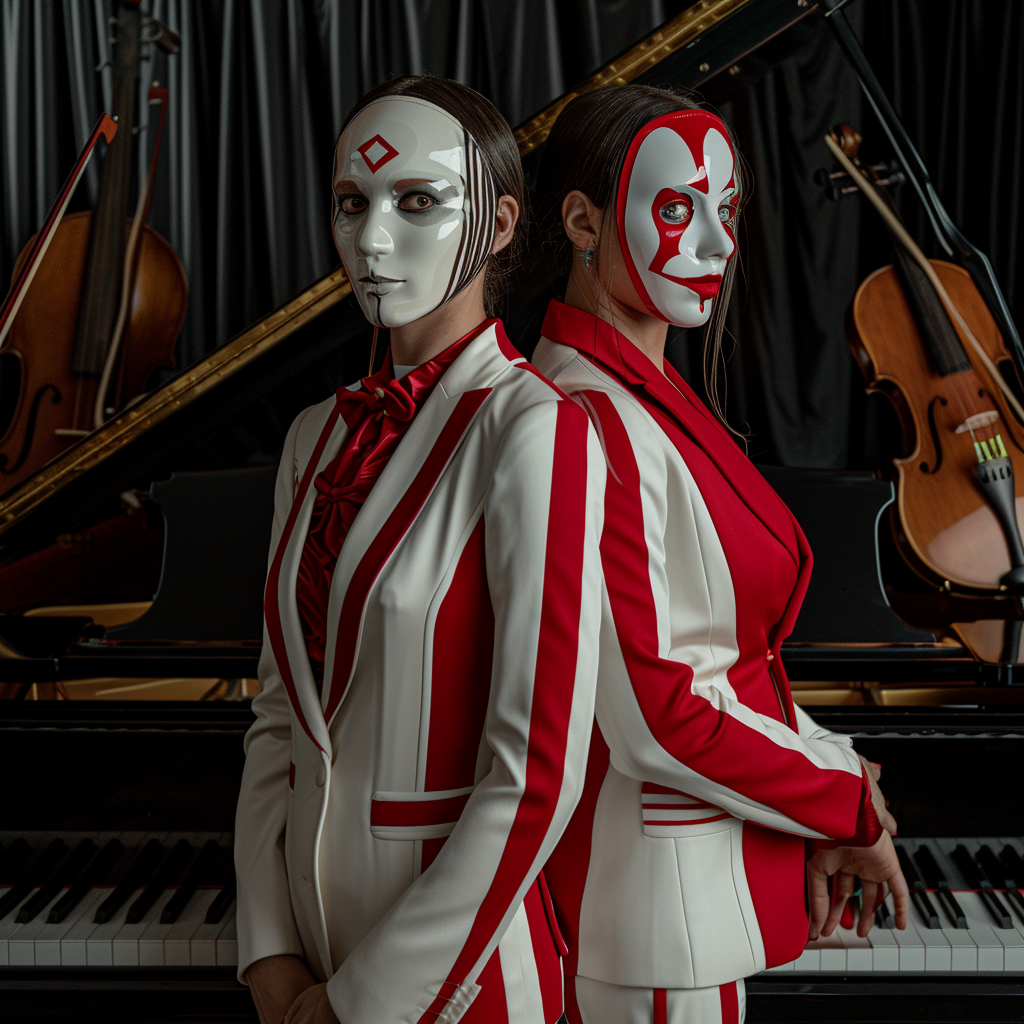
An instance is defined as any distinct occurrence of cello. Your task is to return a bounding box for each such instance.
[0,0,186,497]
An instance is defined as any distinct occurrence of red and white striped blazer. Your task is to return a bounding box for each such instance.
[533,300,880,992]
[234,320,606,1024]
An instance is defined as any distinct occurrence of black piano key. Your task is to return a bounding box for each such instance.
[204,866,235,925]
[160,840,222,924]
[0,838,31,883]
[952,845,1013,929]
[896,846,940,928]
[126,839,193,924]
[16,838,97,924]
[913,844,967,929]
[47,838,124,924]
[0,839,68,921]
[978,845,1009,887]
[876,899,894,929]
[997,844,1024,923]
[94,839,165,924]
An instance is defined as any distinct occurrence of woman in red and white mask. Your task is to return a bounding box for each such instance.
[235,77,605,1024]
[532,84,908,1024]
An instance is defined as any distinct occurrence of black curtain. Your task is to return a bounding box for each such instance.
[2,0,1019,469]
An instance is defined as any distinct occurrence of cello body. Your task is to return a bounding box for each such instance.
[847,259,1024,592]
[0,212,186,495]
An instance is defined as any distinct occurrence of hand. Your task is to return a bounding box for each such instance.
[246,954,318,1024]
[284,983,340,1024]
[858,754,881,784]
[807,830,909,939]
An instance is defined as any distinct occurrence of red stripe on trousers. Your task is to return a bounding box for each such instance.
[564,975,583,1024]
[653,988,667,1024]
[421,517,494,873]
[264,403,341,751]
[416,400,590,1023]
[324,389,490,724]
[583,389,864,837]
[719,980,739,1024]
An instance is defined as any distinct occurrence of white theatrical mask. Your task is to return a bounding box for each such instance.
[332,95,497,328]
[616,110,739,327]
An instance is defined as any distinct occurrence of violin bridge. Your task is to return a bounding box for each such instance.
[955,411,999,434]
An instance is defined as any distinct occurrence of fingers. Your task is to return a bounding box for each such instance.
[888,866,911,931]
[858,754,881,783]
[857,879,880,937]
[822,871,856,937]
[807,864,831,941]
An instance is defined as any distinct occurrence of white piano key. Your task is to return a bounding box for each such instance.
[906,898,952,971]
[835,924,874,972]
[791,943,820,971]
[50,887,105,966]
[64,888,118,966]
[958,890,1024,970]
[216,913,237,967]
[7,891,66,965]
[35,888,105,966]
[87,888,143,967]
[810,929,847,971]
[953,890,1004,971]
[0,889,37,966]
[164,888,219,967]
[865,919,900,971]
[189,900,235,968]
[114,888,176,967]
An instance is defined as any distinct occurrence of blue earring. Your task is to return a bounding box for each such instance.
[584,246,593,270]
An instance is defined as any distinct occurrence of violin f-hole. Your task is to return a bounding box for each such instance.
[920,396,947,474]
[0,384,62,475]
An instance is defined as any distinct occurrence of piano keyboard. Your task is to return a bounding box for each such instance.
[765,837,1024,974]
[0,832,236,968]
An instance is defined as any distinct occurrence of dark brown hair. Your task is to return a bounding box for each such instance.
[534,84,747,431]
[341,76,526,314]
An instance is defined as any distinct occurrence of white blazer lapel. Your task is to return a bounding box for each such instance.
[267,397,350,751]
[319,322,513,726]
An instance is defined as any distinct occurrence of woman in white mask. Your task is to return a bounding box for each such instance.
[531,84,909,1024]
[235,77,605,1024]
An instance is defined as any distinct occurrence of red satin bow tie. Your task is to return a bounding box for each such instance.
[335,373,418,426]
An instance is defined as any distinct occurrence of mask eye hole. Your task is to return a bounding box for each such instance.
[338,193,368,215]
[659,197,692,225]
[397,192,437,212]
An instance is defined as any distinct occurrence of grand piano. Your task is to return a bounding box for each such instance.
[3,1,1024,1020]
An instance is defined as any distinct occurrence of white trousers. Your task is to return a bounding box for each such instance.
[569,976,745,1024]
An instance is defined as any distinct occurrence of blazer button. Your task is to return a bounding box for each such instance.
[315,761,327,787]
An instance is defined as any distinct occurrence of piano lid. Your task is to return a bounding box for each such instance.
[0,0,815,558]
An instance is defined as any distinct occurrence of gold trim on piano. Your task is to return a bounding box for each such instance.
[0,0,759,539]
[516,0,756,155]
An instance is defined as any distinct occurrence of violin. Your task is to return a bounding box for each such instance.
[832,125,1024,595]
[0,0,186,497]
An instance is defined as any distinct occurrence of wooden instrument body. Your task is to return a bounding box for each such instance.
[847,259,1024,591]
[0,212,186,494]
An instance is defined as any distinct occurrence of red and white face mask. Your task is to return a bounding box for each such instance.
[615,110,739,327]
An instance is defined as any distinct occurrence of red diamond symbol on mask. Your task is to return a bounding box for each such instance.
[357,134,399,173]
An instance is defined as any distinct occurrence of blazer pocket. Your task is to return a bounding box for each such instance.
[640,782,734,838]
[370,785,475,841]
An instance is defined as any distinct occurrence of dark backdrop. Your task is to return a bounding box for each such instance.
[1,0,1019,470]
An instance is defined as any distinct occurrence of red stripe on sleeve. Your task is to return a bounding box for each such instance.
[416,400,590,1023]
[584,389,865,838]
[654,988,667,1024]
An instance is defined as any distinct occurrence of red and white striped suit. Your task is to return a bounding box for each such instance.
[235,320,606,1024]
[533,301,881,1007]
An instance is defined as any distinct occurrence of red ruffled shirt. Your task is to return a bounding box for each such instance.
[295,322,487,692]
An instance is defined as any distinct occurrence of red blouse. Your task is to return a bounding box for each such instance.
[295,323,486,692]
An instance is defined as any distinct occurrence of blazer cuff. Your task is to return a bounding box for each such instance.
[810,767,884,850]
